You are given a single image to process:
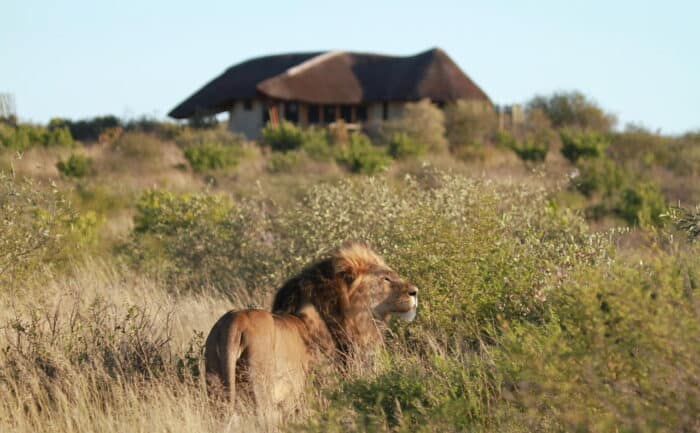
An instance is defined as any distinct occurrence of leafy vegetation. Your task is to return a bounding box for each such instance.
[560,128,609,163]
[57,153,94,177]
[527,91,616,131]
[336,133,391,174]
[262,120,305,151]
[0,121,74,150]
[183,142,241,172]
[496,130,549,162]
[388,132,427,159]
[380,99,448,153]
[0,172,96,291]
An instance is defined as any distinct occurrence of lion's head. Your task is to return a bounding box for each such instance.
[272,241,418,358]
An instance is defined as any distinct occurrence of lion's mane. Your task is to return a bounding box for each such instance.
[272,241,388,359]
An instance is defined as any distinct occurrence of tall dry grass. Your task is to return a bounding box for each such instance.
[0,259,301,433]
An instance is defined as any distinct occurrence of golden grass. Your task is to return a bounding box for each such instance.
[0,259,295,433]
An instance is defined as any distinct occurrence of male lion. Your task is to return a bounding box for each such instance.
[204,241,418,406]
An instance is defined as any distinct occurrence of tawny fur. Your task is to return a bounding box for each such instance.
[204,241,418,407]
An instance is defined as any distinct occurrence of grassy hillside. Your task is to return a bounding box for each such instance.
[1,93,699,432]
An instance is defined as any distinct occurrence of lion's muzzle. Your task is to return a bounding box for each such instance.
[397,288,418,322]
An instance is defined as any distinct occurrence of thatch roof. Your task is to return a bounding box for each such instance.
[169,48,490,119]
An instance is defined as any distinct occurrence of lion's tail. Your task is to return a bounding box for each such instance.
[222,326,243,403]
[205,314,244,403]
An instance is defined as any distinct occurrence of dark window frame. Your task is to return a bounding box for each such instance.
[308,104,320,124]
[324,105,337,123]
[356,105,368,122]
[284,102,299,123]
[340,105,353,123]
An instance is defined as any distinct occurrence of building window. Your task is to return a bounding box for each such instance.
[382,102,389,120]
[308,104,320,124]
[340,105,353,123]
[243,99,253,110]
[324,105,336,123]
[356,105,367,122]
[284,102,299,122]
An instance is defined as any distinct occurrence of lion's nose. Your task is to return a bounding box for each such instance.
[408,287,418,297]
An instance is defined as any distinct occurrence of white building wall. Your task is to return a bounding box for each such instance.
[228,99,264,140]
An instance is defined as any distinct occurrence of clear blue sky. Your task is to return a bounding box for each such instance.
[2,0,698,134]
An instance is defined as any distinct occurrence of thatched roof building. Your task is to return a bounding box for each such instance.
[169,48,491,138]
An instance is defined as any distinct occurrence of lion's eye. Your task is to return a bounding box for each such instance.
[383,276,392,284]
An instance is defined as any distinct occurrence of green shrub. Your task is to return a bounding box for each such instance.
[615,181,666,227]
[261,121,304,152]
[267,150,301,173]
[128,189,277,293]
[183,142,241,172]
[572,158,666,226]
[57,154,94,178]
[444,100,497,153]
[301,127,334,161]
[0,171,92,291]
[133,189,233,234]
[336,133,391,174]
[388,132,427,159]
[380,99,448,153]
[0,122,75,150]
[573,157,625,197]
[298,182,697,433]
[497,131,549,162]
[560,128,609,163]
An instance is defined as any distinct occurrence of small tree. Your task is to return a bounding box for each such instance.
[560,129,609,163]
[444,100,497,153]
[527,91,616,132]
[261,121,304,152]
[380,99,448,153]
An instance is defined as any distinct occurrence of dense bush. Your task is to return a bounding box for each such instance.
[496,131,549,162]
[261,121,305,152]
[128,171,609,331]
[572,158,667,226]
[183,142,241,172]
[0,122,74,150]
[388,132,427,159]
[610,127,700,178]
[527,91,617,132]
[560,128,609,163]
[129,189,276,293]
[57,153,94,178]
[379,99,448,153]
[0,172,95,291]
[336,133,391,174]
[301,127,334,161]
[444,100,497,153]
